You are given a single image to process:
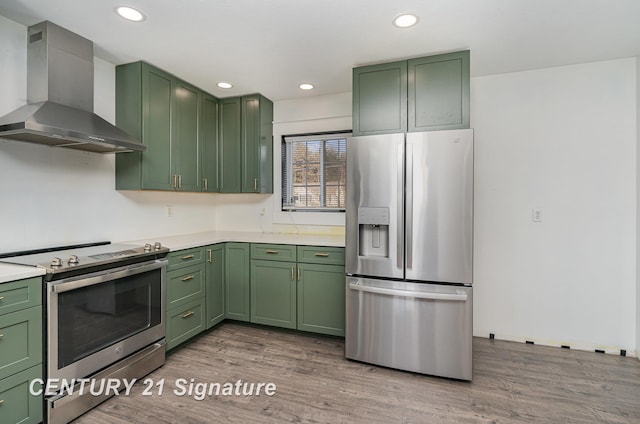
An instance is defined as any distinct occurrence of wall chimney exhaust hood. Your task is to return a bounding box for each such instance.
[0,21,146,153]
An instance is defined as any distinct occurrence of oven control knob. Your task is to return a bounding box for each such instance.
[51,257,63,267]
[154,242,162,250]
[68,255,79,265]
[144,243,152,252]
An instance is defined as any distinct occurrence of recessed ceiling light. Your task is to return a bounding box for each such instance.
[217,82,233,89]
[116,6,145,22]
[393,14,418,28]
[299,83,314,90]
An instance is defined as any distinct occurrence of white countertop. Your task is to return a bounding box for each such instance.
[123,231,345,251]
[0,263,45,284]
[0,231,344,284]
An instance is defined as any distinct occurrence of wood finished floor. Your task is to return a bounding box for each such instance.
[74,322,640,424]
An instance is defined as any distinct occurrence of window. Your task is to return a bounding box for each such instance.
[282,131,350,211]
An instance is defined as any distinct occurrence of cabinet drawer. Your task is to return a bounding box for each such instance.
[0,364,43,424]
[0,306,42,381]
[0,278,41,317]
[297,246,345,265]
[166,299,205,350]
[168,247,205,270]
[167,265,205,310]
[251,244,296,261]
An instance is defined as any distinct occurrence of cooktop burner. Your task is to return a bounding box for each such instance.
[0,241,169,280]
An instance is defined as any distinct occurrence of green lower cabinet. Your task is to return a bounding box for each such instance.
[205,245,225,329]
[297,263,345,336]
[166,264,205,311]
[225,243,250,321]
[0,364,42,424]
[166,299,205,350]
[250,260,297,329]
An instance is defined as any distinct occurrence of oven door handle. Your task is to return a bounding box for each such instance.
[50,259,168,294]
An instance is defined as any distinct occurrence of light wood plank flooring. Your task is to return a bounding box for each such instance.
[75,322,640,423]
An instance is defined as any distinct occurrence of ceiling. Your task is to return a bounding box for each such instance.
[1,0,639,101]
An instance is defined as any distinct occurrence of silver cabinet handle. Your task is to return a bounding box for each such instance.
[203,178,208,191]
[172,174,178,189]
[0,334,4,338]
[297,266,301,281]
[207,249,212,263]
[178,174,182,189]
[181,254,195,260]
[314,253,329,257]
[0,296,4,301]
[291,265,294,281]
[348,281,468,301]
[254,178,258,191]
[181,311,195,319]
[0,399,4,405]
[266,250,279,254]
[181,275,195,282]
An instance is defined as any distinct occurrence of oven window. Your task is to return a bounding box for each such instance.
[57,268,162,368]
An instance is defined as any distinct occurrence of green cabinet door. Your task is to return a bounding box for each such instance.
[241,95,273,193]
[353,61,407,136]
[141,64,174,190]
[408,50,470,132]
[297,263,345,336]
[173,80,201,191]
[205,245,225,328]
[250,260,296,329]
[200,93,220,192]
[219,97,242,192]
[225,243,250,321]
[0,365,43,424]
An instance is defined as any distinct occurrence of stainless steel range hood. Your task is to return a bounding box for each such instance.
[0,21,145,153]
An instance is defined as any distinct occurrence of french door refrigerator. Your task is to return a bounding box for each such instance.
[345,129,473,380]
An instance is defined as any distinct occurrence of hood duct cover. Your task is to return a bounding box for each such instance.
[0,21,145,153]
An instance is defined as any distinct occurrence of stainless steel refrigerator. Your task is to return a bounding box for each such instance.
[345,129,473,380]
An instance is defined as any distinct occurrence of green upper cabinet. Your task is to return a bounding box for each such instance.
[200,93,220,192]
[241,94,273,193]
[353,61,407,136]
[219,97,242,192]
[115,61,206,192]
[352,50,469,136]
[220,95,273,193]
[408,50,470,132]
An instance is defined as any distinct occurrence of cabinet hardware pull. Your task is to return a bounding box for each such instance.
[0,399,4,405]
[0,296,4,301]
[172,174,177,189]
[291,266,294,281]
[207,249,212,263]
[254,178,258,191]
[181,255,195,260]
[181,275,195,282]
[0,334,3,338]
[178,174,182,189]
[181,311,195,319]
[297,267,301,281]
[315,253,330,257]
[266,250,279,254]
[203,178,208,191]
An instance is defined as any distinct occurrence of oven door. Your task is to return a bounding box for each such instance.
[47,259,166,381]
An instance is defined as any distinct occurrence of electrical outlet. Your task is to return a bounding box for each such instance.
[532,208,543,222]
[260,207,266,216]
[166,206,173,217]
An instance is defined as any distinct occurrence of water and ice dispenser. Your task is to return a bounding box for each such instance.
[357,207,390,258]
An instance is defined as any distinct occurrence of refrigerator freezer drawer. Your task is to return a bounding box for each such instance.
[345,277,472,380]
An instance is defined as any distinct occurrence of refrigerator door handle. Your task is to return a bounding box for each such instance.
[348,281,468,302]
[397,142,405,270]
[405,143,413,270]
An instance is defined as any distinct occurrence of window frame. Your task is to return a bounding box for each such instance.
[281,130,350,212]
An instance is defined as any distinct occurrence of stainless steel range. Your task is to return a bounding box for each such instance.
[0,241,169,424]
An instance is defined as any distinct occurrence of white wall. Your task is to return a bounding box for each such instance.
[212,92,351,235]
[0,16,217,252]
[472,58,637,354]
